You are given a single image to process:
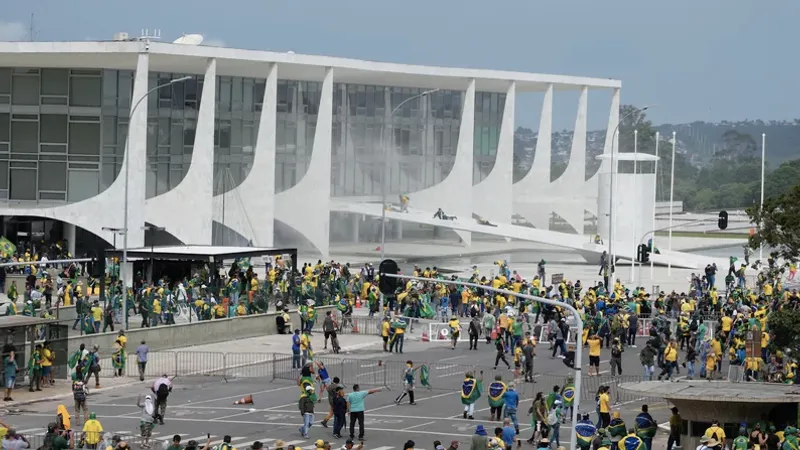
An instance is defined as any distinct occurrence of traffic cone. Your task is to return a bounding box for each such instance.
[234,395,254,405]
[355,298,361,308]
[352,319,360,333]
[378,360,383,367]
[421,331,430,342]
[375,246,381,251]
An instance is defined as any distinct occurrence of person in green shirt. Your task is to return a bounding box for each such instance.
[166,434,184,450]
[28,343,42,392]
[732,428,748,450]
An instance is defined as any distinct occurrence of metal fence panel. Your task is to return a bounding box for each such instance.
[223,352,272,378]
[175,351,225,377]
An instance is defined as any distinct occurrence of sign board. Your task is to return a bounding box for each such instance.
[745,329,761,359]
[551,273,564,284]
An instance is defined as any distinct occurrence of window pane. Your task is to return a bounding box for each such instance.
[0,161,7,189]
[0,113,9,141]
[40,114,68,144]
[68,122,101,155]
[41,69,69,96]
[69,76,102,107]
[10,168,36,200]
[12,75,40,105]
[0,69,10,95]
[39,161,67,191]
[11,121,38,154]
[103,116,117,146]
[67,169,99,201]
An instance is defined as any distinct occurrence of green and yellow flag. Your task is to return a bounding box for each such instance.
[0,236,16,258]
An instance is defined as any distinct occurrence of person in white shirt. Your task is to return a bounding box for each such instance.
[151,375,172,425]
[696,436,710,450]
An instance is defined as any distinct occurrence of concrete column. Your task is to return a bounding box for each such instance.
[394,221,403,240]
[64,223,76,255]
[351,214,360,243]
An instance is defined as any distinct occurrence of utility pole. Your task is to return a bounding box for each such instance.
[28,14,37,42]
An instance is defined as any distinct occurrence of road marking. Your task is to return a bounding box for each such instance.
[438,355,469,362]
[370,391,458,412]
[401,421,436,431]
[214,411,262,420]
[172,385,297,407]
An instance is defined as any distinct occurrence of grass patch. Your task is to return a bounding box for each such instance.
[654,231,749,239]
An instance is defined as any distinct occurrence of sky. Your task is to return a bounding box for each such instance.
[1,0,798,131]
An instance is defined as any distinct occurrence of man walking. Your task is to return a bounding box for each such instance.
[346,384,381,442]
[331,387,347,439]
[136,341,149,382]
[152,374,172,425]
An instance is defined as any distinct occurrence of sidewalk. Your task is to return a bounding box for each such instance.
[4,374,146,407]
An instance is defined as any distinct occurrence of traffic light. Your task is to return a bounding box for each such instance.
[718,210,728,230]
[637,244,650,263]
[378,259,400,295]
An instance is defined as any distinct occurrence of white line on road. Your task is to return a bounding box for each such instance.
[401,421,436,431]
[438,355,469,362]
[172,385,297,407]
[370,391,458,412]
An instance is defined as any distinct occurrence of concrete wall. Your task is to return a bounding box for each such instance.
[66,305,334,354]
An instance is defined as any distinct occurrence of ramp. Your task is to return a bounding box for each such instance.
[332,201,725,270]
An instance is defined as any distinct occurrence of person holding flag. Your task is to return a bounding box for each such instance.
[461,371,484,420]
[487,375,507,422]
[575,413,597,450]
[394,360,419,405]
[633,405,657,450]
[560,378,575,423]
[619,428,646,450]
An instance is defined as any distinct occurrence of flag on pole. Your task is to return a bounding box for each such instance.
[420,365,431,388]
[0,236,16,258]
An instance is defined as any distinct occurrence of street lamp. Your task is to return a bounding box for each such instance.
[608,105,651,288]
[121,75,192,329]
[377,88,439,314]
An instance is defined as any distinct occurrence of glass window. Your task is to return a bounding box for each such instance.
[231,119,243,147]
[158,118,170,145]
[39,161,67,191]
[117,71,133,109]
[218,120,231,148]
[11,121,38,154]
[218,77,232,112]
[40,114,68,144]
[68,122,101,155]
[184,119,196,146]
[70,76,102,107]
[0,113,9,142]
[103,116,117,146]
[0,161,7,189]
[10,168,36,200]
[170,120,183,155]
[41,69,69,96]
[12,75,40,105]
[0,69,10,95]
[231,78,243,110]
[170,81,185,110]
[254,81,265,111]
[67,169,99,201]
[242,79,254,112]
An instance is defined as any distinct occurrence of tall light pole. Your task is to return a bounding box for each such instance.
[759,133,766,262]
[667,131,676,276]
[650,132,659,279]
[608,105,650,288]
[121,75,191,329]
[629,129,638,283]
[377,88,439,314]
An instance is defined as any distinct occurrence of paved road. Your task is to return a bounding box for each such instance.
[4,332,675,450]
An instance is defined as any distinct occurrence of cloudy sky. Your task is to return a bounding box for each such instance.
[1,0,797,130]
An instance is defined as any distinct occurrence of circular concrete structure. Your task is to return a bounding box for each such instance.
[621,381,800,449]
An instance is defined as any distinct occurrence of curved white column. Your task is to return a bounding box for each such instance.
[0,52,148,249]
[146,58,216,244]
[213,63,277,247]
[275,67,333,258]
[473,81,514,224]
[513,84,552,230]
[585,87,619,219]
[410,79,475,245]
[546,85,588,234]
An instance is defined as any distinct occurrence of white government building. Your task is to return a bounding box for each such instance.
[0,34,670,265]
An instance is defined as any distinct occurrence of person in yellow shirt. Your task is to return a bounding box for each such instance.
[658,340,678,381]
[90,301,103,334]
[299,330,311,365]
[598,386,611,428]
[249,273,259,303]
[41,341,54,388]
[83,413,104,448]
[381,318,391,352]
[720,315,733,341]
[705,352,717,380]
[587,334,602,376]
[761,331,770,361]
[236,302,247,316]
[704,420,726,443]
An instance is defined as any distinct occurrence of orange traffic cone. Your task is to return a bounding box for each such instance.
[352,319,360,333]
[378,360,383,367]
[421,331,430,342]
[355,298,362,308]
[234,395,254,405]
[375,246,381,252]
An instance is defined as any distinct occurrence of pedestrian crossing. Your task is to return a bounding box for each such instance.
[17,428,396,450]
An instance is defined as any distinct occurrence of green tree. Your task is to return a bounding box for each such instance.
[747,182,800,260]
[767,309,800,354]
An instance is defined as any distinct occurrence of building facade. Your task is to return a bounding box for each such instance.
[0,40,620,257]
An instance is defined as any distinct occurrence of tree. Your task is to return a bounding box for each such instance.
[747,181,800,261]
[767,309,800,354]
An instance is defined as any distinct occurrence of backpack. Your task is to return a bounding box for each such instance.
[73,383,86,401]
[156,382,170,400]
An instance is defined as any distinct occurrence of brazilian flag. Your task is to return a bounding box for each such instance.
[561,385,575,407]
[488,381,507,407]
[609,418,626,437]
[460,378,482,405]
[634,413,657,439]
[0,236,16,258]
[299,376,318,402]
[420,365,431,388]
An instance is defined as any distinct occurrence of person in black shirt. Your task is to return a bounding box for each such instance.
[332,387,348,439]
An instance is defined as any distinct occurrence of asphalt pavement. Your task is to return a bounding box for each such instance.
[4,328,675,450]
